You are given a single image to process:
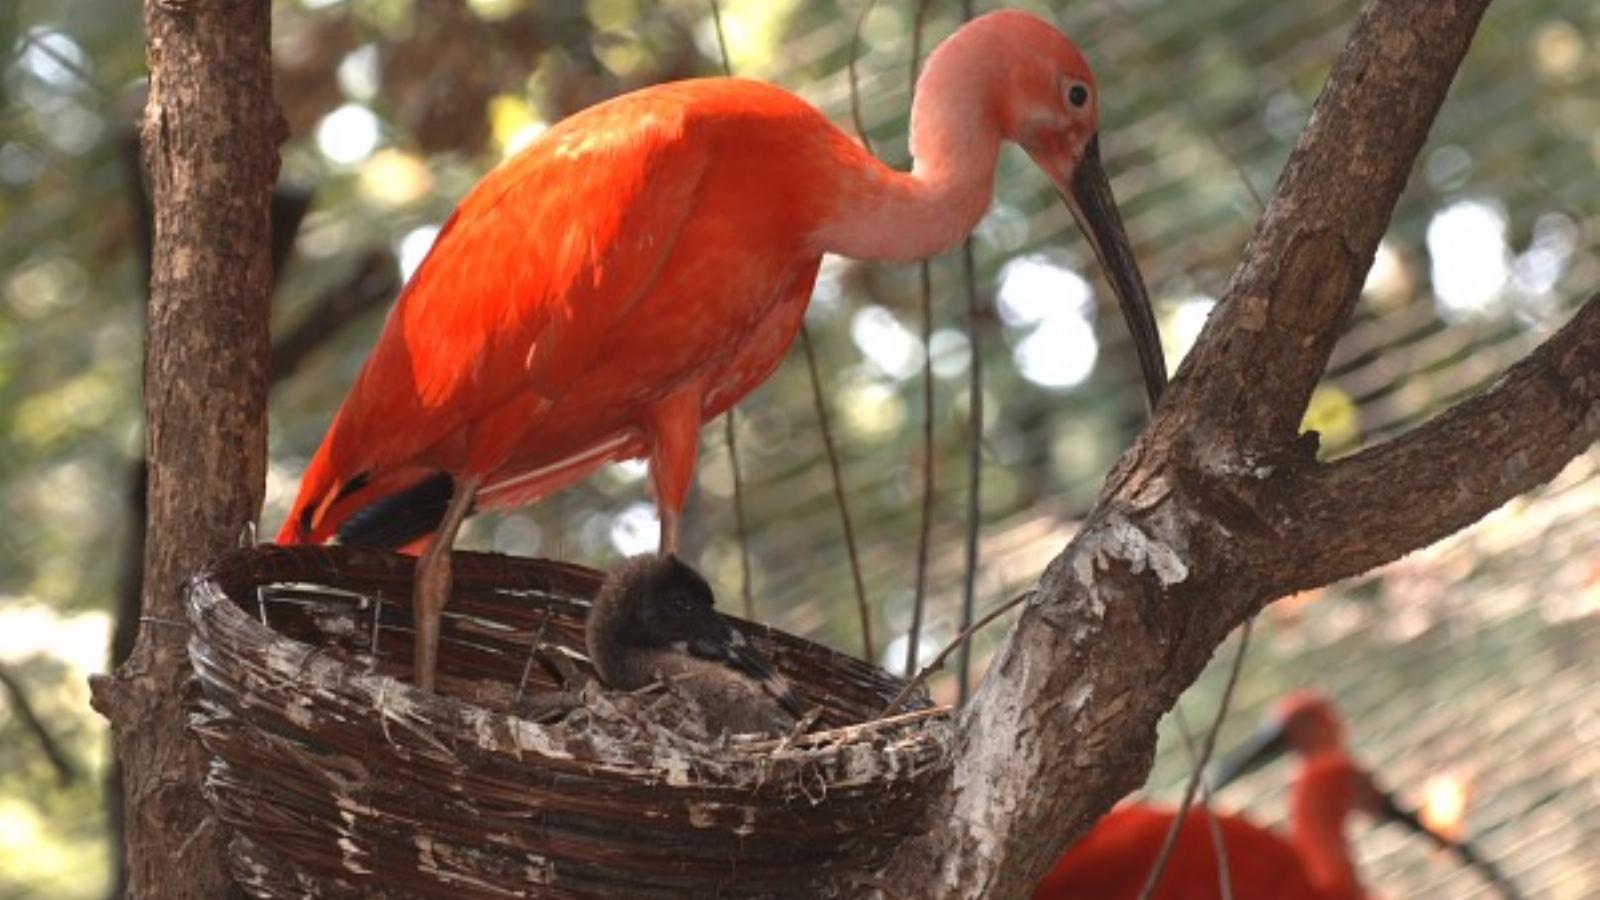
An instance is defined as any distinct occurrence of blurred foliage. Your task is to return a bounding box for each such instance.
[2,0,1597,897]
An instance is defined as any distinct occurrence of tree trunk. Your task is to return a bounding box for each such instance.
[88,1,281,897]
[881,0,1598,895]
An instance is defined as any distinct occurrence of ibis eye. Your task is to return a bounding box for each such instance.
[1067,84,1090,108]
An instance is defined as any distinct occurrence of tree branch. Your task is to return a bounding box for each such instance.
[1278,294,1600,588]
[1163,0,1496,451]
[880,1,1511,895]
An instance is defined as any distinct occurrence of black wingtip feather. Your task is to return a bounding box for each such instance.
[336,472,457,550]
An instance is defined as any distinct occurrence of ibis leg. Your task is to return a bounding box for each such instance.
[412,474,480,691]
[659,505,681,556]
[647,387,702,560]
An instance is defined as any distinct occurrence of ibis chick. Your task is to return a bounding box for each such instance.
[587,554,804,737]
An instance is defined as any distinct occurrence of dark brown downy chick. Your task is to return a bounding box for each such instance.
[586,554,805,737]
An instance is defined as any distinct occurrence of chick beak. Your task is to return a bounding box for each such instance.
[1055,135,1167,412]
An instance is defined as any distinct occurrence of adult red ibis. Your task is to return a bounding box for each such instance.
[1034,693,1521,900]
[277,10,1167,690]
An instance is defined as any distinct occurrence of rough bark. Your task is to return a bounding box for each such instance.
[87,1,282,898]
[878,0,1600,896]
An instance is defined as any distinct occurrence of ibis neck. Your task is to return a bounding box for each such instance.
[1290,779,1365,900]
[812,33,1003,262]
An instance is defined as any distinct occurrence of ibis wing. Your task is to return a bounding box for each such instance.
[288,100,713,540]
[393,107,713,419]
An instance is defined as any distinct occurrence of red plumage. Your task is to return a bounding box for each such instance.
[281,80,858,546]
[275,12,1166,690]
[1037,696,1440,900]
[1034,800,1336,900]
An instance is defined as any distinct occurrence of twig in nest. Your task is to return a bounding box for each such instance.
[735,706,951,754]
[513,607,554,704]
[366,593,383,672]
[779,706,826,749]
[536,644,587,688]
[514,689,585,724]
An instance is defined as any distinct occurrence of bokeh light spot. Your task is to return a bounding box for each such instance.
[1427,199,1508,319]
[398,225,442,281]
[316,103,382,165]
[609,502,661,556]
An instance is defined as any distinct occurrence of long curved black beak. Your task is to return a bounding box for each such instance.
[1372,788,1525,900]
[1061,136,1167,412]
[1209,718,1291,789]
[1210,719,1524,900]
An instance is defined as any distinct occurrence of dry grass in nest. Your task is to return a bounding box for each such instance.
[185,545,954,898]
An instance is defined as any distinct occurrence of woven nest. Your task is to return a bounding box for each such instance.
[185,545,953,899]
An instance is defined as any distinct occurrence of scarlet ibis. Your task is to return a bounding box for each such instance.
[586,554,803,737]
[277,10,1167,690]
[1036,752,1390,900]
[1035,693,1521,900]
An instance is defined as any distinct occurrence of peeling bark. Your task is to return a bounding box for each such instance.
[88,1,281,898]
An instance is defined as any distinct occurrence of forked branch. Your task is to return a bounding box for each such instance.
[871,1,1595,897]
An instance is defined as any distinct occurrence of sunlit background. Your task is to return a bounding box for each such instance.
[2,0,1597,896]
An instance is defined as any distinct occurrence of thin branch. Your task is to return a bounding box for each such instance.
[904,0,936,680]
[707,0,752,619]
[708,0,732,77]
[800,327,875,662]
[725,413,754,620]
[17,29,100,94]
[884,590,1035,718]
[0,662,79,785]
[1172,707,1236,900]
[846,0,878,156]
[906,261,937,678]
[956,238,982,704]
[953,0,984,707]
[818,0,885,664]
[1135,620,1252,900]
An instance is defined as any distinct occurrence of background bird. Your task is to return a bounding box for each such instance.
[276,9,1167,690]
[1036,753,1383,900]
[1035,693,1520,900]
[586,554,803,738]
